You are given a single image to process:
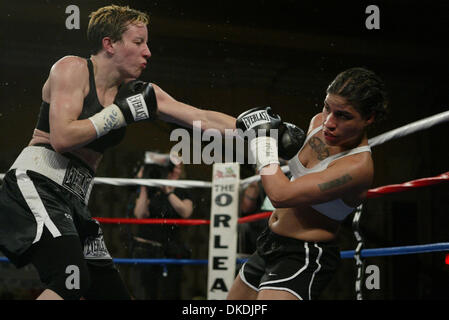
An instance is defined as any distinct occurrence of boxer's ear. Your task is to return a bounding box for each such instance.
[102,37,115,55]
[365,112,375,126]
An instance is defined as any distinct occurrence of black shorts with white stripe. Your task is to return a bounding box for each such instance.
[0,169,110,268]
[239,227,341,300]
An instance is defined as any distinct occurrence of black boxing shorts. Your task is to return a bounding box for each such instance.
[0,146,111,268]
[239,227,341,300]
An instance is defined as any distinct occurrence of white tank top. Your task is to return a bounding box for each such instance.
[287,125,371,221]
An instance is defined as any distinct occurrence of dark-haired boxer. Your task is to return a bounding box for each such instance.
[228,68,388,300]
[0,5,235,300]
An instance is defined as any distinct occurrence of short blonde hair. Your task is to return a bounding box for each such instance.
[87,5,149,54]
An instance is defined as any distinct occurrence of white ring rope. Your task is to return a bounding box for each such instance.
[93,177,212,188]
[1,109,448,188]
[368,109,449,147]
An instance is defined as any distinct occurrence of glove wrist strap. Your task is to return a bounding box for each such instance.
[250,136,280,172]
[88,104,126,138]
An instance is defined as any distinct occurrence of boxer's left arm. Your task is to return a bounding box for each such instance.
[152,83,236,133]
[261,156,373,208]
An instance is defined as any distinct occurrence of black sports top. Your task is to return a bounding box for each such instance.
[35,58,126,153]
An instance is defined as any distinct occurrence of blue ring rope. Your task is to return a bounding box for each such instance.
[1,242,448,264]
[340,242,449,259]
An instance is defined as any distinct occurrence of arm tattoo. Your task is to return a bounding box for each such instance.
[308,137,329,160]
[318,174,352,192]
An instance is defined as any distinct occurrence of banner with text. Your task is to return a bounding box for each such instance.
[207,163,240,300]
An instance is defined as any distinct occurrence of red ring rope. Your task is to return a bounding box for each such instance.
[94,213,273,225]
[366,171,449,198]
[238,211,272,223]
[94,217,210,225]
[93,171,449,225]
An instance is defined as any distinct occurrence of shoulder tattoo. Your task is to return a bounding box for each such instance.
[308,137,329,160]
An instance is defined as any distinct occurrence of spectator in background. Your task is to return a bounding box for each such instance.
[130,152,193,300]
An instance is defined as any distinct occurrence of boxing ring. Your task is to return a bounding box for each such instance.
[1,110,448,299]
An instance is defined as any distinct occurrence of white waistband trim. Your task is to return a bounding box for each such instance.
[10,146,93,204]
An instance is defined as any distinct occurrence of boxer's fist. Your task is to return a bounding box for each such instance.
[236,107,282,172]
[114,80,158,124]
[236,106,282,135]
[278,122,306,160]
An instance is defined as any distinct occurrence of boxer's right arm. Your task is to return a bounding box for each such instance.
[88,80,158,137]
[49,57,156,153]
[48,57,100,153]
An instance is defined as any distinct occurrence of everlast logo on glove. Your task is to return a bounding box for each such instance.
[127,94,150,121]
[241,110,270,130]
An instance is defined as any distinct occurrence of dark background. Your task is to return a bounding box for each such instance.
[0,0,448,300]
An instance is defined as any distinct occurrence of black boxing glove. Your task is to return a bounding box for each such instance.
[236,106,282,134]
[114,80,158,124]
[236,107,282,172]
[278,122,306,161]
[88,80,158,137]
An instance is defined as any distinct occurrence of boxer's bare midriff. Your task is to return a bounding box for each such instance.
[268,206,340,243]
[29,129,102,172]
